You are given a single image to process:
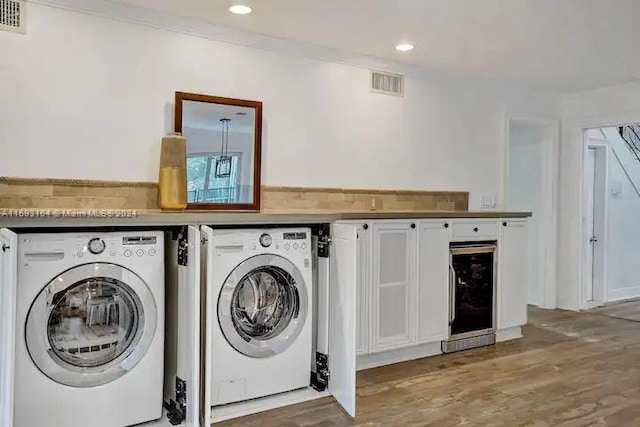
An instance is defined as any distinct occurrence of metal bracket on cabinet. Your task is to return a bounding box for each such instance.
[164,377,187,425]
[316,224,331,258]
[311,352,330,391]
[177,229,188,266]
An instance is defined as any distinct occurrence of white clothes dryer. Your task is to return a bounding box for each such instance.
[14,231,165,427]
[208,228,313,406]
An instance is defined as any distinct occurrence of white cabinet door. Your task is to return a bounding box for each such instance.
[329,223,357,418]
[0,228,17,427]
[370,221,417,352]
[498,220,529,329]
[355,223,371,355]
[176,226,202,427]
[416,221,450,343]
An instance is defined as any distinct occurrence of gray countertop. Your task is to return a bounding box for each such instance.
[0,209,531,228]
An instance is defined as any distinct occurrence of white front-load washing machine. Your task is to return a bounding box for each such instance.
[209,228,313,406]
[14,231,165,427]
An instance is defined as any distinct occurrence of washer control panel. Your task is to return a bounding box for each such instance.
[79,234,161,258]
[241,229,310,254]
[19,232,163,264]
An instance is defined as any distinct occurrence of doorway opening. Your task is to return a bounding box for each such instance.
[581,126,640,307]
[505,118,557,308]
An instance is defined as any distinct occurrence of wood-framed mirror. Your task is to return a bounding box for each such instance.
[175,91,262,210]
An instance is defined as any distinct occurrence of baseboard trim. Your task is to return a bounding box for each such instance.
[357,328,523,371]
[210,387,329,423]
[608,286,640,302]
[496,326,523,342]
[357,341,442,371]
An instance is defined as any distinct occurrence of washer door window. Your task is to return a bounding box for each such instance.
[26,263,157,388]
[218,254,308,358]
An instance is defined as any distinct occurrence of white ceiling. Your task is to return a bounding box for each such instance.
[115,0,640,93]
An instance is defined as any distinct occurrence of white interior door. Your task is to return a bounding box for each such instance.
[0,228,17,427]
[200,226,214,427]
[583,148,597,304]
[583,144,608,308]
[178,226,201,427]
[329,223,357,418]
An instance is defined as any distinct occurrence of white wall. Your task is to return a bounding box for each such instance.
[559,81,640,309]
[506,123,543,306]
[0,3,558,208]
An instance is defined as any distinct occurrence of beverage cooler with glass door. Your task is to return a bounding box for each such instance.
[442,241,497,353]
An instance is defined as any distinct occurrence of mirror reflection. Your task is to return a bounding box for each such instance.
[182,100,256,204]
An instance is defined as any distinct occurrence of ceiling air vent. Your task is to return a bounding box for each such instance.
[371,70,404,96]
[0,0,25,34]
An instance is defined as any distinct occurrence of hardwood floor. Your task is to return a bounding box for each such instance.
[216,304,640,426]
[588,298,640,322]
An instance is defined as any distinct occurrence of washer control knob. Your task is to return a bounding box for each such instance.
[259,233,272,248]
[149,249,156,256]
[293,243,299,250]
[285,243,290,250]
[87,238,106,255]
[76,251,84,258]
[136,249,144,257]
[301,243,307,250]
[124,249,132,257]
[109,250,116,256]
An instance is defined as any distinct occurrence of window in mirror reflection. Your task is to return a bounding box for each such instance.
[187,154,241,203]
[182,100,256,204]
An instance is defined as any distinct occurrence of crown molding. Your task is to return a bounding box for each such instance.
[28,0,559,94]
[30,0,418,73]
[29,0,488,86]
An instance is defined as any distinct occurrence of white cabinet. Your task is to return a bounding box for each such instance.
[355,223,371,356]
[498,219,529,329]
[450,219,498,241]
[370,221,417,352]
[416,220,450,343]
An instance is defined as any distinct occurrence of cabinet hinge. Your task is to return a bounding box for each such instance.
[201,235,208,245]
[317,224,331,258]
[164,377,187,425]
[311,352,329,391]
[177,231,188,266]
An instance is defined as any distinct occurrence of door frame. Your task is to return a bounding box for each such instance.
[581,140,609,308]
[502,115,560,309]
[559,110,640,310]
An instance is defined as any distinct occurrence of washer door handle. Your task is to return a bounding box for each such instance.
[293,286,300,319]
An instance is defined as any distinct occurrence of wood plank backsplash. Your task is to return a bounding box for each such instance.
[0,178,468,212]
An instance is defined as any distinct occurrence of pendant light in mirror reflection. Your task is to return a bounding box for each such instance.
[215,118,232,178]
[174,92,262,210]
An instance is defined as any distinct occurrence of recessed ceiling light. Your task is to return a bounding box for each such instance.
[229,5,252,15]
[395,43,414,52]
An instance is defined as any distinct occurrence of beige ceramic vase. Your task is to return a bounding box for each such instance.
[158,134,188,210]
